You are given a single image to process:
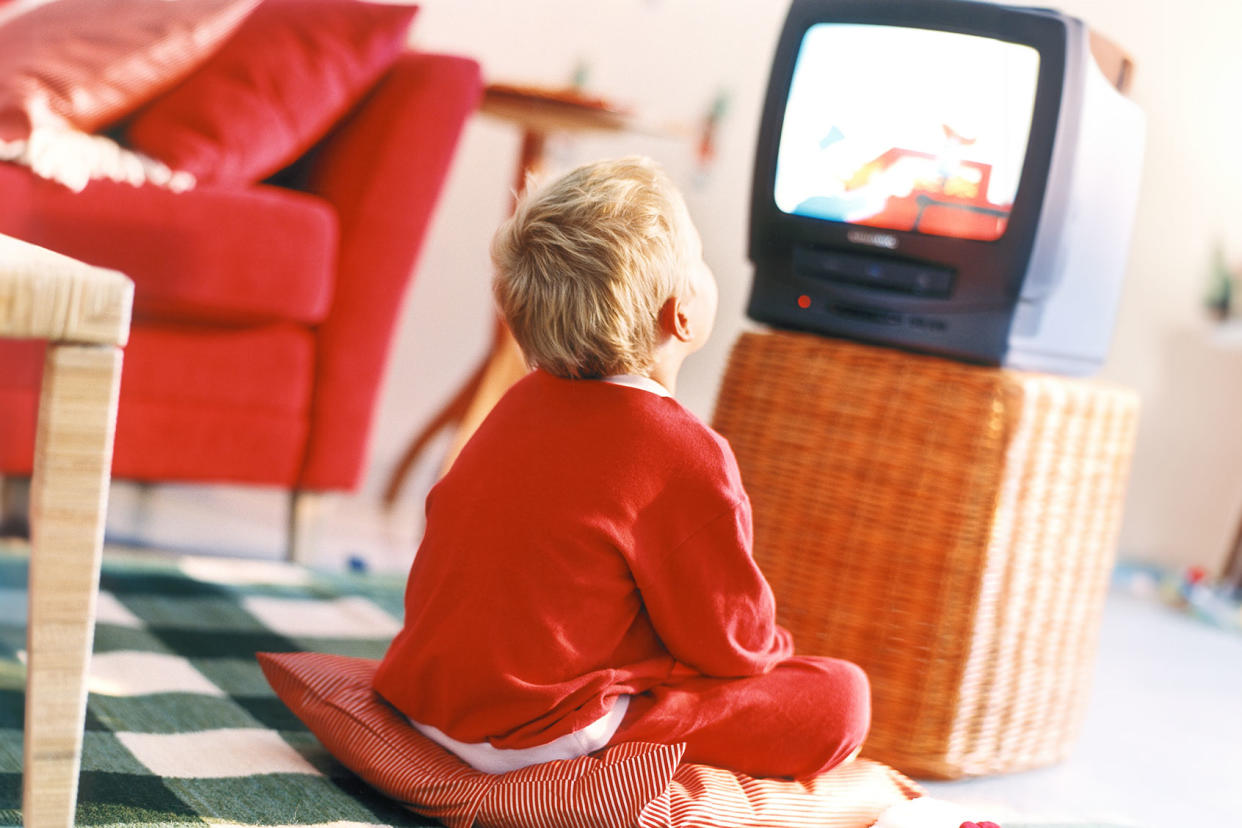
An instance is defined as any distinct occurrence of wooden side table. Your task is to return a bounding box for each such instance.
[383,84,647,505]
[1,235,132,827]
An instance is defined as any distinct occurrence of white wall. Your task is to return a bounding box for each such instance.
[360,0,1242,572]
[1057,0,1242,570]
[1063,0,1242,334]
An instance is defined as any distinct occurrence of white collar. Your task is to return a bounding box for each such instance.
[601,374,672,398]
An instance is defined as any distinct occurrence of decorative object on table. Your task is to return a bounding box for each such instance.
[0,0,483,561]
[712,330,1140,779]
[570,58,592,91]
[1205,241,1237,322]
[696,90,729,168]
[688,88,730,190]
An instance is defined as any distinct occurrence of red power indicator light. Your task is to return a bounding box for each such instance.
[797,295,812,309]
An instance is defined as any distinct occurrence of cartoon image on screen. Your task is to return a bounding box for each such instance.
[774,24,1040,241]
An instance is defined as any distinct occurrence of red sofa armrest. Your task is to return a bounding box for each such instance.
[296,52,483,490]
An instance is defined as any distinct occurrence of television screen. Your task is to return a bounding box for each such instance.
[773,23,1041,242]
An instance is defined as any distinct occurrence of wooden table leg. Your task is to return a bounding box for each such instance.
[382,126,550,507]
[382,356,489,507]
[382,318,529,505]
[24,343,123,828]
[438,321,529,477]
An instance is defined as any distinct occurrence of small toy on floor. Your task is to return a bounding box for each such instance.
[1115,560,1242,634]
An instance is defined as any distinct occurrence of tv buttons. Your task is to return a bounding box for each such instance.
[908,268,954,296]
[794,248,954,297]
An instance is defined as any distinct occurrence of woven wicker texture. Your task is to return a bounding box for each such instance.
[711,331,1140,780]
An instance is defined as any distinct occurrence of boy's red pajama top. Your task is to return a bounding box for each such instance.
[374,370,794,750]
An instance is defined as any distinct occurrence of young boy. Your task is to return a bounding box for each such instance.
[374,156,869,779]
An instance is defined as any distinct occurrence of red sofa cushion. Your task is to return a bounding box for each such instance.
[122,323,311,411]
[0,323,314,485]
[0,339,43,475]
[0,163,336,325]
[114,323,314,484]
[124,0,419,187]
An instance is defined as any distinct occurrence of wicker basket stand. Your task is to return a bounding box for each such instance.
[711,331,1140,779]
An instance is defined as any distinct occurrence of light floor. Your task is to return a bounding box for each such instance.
[919,589,1242,827]
[12,480,1242,827]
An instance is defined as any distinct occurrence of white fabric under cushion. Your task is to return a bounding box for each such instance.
[409,695,631,774]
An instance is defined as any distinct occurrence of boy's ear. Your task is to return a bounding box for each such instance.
[659,295,694,343]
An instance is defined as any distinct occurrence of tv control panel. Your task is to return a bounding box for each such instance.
[793,246,955,298]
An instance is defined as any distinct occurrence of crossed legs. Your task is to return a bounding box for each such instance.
[608,656,871,780]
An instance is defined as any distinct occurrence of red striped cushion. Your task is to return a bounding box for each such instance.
[0,0,259,142]
[668,762,923,827]
[257,652,681,828]
[257,652,921,828]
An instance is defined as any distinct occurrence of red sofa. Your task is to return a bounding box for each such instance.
[0,52,482,496]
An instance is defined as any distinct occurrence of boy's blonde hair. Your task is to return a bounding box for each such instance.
[491,156,694,379]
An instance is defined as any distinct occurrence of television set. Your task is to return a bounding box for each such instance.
[747,0,1145,375]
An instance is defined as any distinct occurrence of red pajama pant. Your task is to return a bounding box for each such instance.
[607,655,871,780]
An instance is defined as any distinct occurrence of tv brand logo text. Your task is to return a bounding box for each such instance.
[847,230,898,249]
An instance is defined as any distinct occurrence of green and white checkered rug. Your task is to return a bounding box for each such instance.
[0,543,1142,828]
[0,542,434,827]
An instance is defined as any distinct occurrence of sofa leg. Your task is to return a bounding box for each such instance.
[131,481,156,538]
[0,476,31,537]
[287,491,320,565]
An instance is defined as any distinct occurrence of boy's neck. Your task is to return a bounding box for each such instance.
[647,348,685,397]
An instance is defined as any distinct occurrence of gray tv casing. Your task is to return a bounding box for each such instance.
[746,0,1146,375]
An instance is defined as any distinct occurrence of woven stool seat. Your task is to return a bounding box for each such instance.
[711,331,1139,779]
